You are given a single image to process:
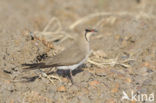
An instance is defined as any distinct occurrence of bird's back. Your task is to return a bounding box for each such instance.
[45,40,89,66]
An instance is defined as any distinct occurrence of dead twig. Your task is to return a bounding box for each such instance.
[70,12,156,30]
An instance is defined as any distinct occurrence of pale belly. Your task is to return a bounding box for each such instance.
[57,54,89,70]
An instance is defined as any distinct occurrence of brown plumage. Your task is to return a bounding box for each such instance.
[22,29,97,83]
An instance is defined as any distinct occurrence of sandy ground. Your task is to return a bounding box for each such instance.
[0,0,156,103]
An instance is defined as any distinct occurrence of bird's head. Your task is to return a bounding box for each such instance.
[85,29,97,41]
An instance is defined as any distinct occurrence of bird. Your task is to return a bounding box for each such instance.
[22,29,97,83]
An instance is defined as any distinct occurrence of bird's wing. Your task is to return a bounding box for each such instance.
[44,43,87,66]
[22,42,88,69]
[22,63,55,70]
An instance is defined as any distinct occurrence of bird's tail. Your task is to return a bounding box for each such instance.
[22,63,47,70]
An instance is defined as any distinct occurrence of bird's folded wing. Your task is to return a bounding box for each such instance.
[22,43,88,69]
[45,45,87,66]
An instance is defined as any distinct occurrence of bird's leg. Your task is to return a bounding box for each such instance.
[69,69,74,84]
[69,69,82,87]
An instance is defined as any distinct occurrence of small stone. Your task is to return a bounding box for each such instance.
[125,77,132,83]
[105,98,116,103]
[89,80,100,86]
[111,83,119,93]
[57,86,66,92]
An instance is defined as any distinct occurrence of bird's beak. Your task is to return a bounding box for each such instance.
[91,29,98,32]
[91,29,98,36]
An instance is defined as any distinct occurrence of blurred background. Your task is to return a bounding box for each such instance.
[0,0,155,103]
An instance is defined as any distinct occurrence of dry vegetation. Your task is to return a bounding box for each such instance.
[0,0,156,103]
